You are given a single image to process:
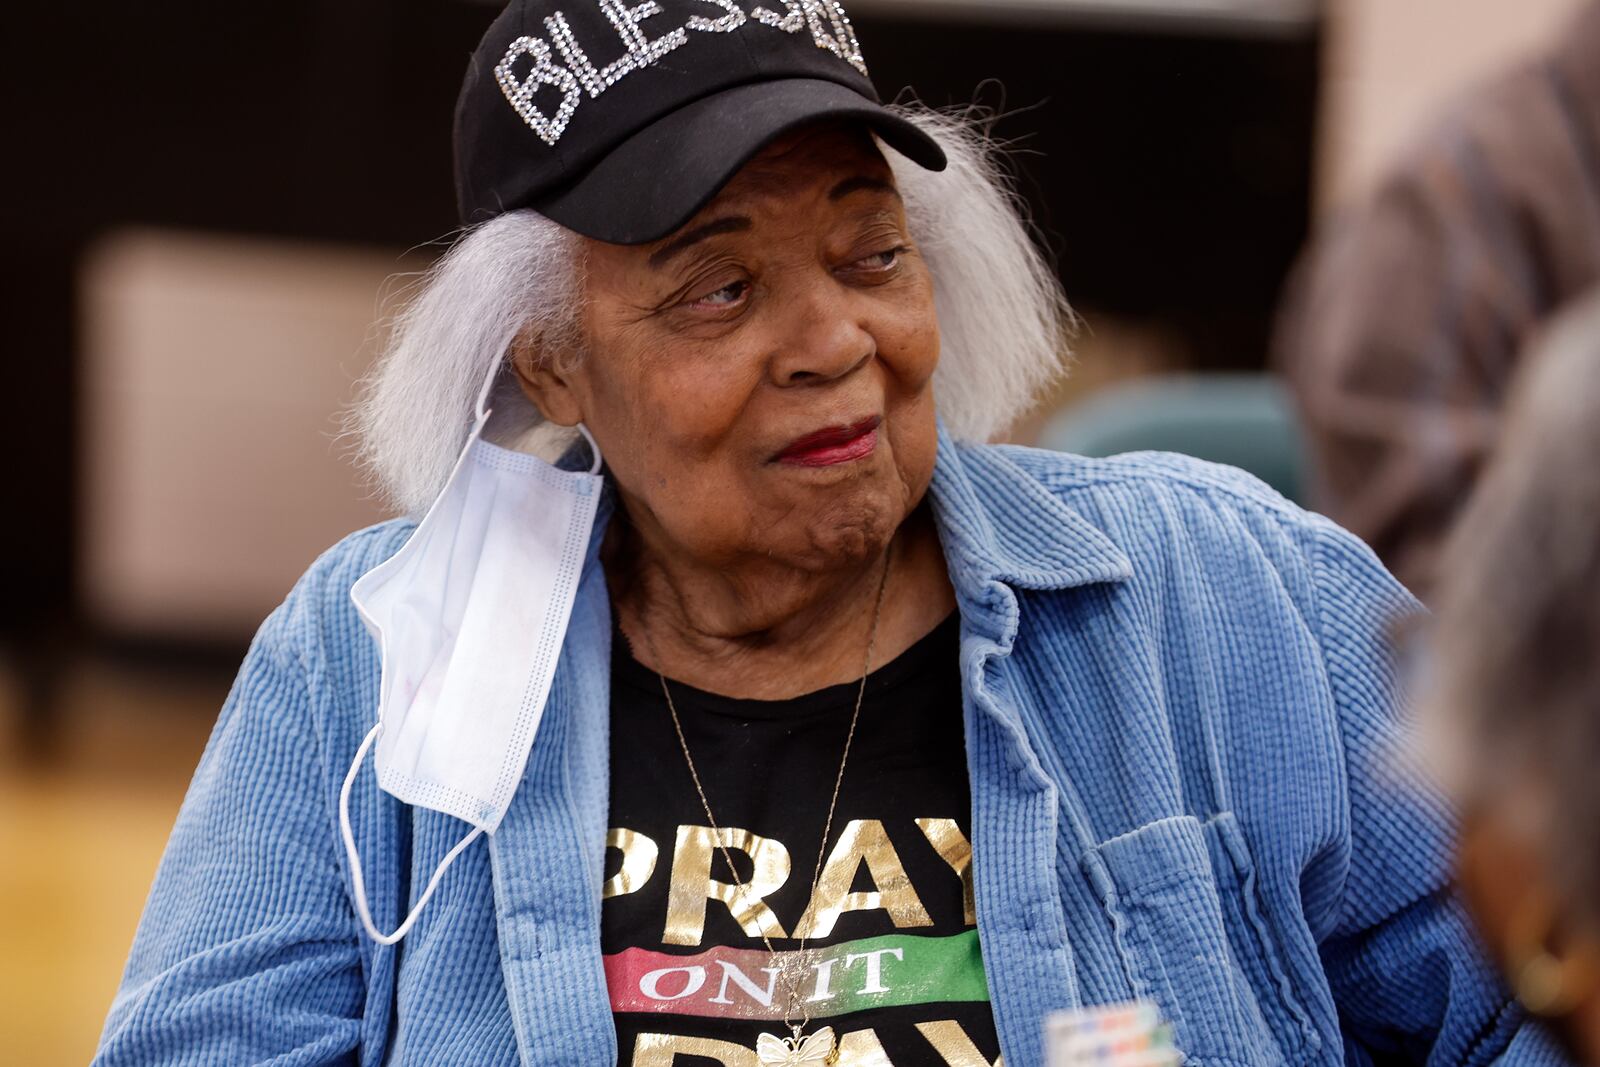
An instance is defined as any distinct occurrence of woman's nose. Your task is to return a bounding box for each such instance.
[767,283,875,387]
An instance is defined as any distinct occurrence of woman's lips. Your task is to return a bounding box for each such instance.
[773,416,881,467]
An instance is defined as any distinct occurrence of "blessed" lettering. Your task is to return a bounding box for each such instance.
[494,1,869,146]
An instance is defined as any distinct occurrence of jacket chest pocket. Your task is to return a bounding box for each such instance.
[1081,814,1322,1067]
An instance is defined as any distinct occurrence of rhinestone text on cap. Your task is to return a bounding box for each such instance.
[494,0,869,147]
[752,0,865,70]
[686,0,748,32]
[494,35,583,145]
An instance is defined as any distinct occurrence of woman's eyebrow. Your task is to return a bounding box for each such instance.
[648,217,752,269]
[829,175,900,201]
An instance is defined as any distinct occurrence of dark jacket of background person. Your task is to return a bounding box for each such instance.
[1274,0,1600,598]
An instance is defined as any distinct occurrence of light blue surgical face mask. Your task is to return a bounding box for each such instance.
[341,363,603,945]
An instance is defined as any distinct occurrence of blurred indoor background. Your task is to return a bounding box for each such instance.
[1,0,1587,1060]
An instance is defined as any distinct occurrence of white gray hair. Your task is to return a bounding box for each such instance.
[353,105,1073,516]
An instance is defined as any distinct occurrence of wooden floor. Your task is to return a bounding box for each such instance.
[0,656,224,1065]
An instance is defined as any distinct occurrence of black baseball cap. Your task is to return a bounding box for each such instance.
[453,1,947,244]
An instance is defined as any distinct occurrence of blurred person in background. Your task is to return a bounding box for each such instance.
[1275,0,1600,599]
[1422,288,1600,1063]
[94,2,1560,1065]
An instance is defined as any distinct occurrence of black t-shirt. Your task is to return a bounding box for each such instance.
[603,613,1002,1066]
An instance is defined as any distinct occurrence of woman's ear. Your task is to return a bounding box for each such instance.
[511,335,585,427]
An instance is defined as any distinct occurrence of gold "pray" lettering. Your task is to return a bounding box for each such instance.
[601,818,977,947]
[792,820,932,939]
[664,826,792,945]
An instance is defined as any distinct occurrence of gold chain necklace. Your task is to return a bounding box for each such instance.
[640,549,893,1067]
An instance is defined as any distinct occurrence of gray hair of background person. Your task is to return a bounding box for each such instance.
[1425,288,1600,925]
[352,106,1072,516]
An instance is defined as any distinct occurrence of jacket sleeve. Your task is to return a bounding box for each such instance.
[94,595,364,1065]
[1302,520,1566,1064]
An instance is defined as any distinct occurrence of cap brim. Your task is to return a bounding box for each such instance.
[529,78,947,245]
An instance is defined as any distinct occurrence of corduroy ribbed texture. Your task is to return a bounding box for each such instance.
[94,429,1568,1066]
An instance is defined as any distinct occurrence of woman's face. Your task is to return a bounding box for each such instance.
[523,123,941,573]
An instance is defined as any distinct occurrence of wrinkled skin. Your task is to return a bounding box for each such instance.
[516,123,955,697]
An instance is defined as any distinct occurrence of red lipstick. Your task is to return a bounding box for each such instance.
[773,416,881,467]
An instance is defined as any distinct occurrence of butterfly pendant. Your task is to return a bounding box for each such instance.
[756,1026,839,1065]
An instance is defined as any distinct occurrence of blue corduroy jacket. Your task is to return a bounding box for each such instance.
[96,433,1565,1066]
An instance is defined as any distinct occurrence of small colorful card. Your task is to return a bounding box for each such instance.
[1045,1000,1181,1067]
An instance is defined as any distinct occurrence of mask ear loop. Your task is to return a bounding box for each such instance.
[473,353,503,425]
[478,351,601,476]
[339,723,484,946]
[576,423,603,475]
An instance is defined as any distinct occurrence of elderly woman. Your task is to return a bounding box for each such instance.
[1422,290,1600,1064]
[97,2,1556,1066]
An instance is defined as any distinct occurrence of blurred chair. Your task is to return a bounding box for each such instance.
[1035,373,1307,504]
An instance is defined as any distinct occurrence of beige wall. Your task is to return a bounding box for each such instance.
[78,231,414,640]
[1319,0,1589,207]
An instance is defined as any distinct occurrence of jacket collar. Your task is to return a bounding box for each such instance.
[928,423,1133,599]
[571,421,1134,602]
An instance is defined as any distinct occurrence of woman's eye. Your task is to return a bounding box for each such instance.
[688,280,749,309]
[849,247,905,272]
